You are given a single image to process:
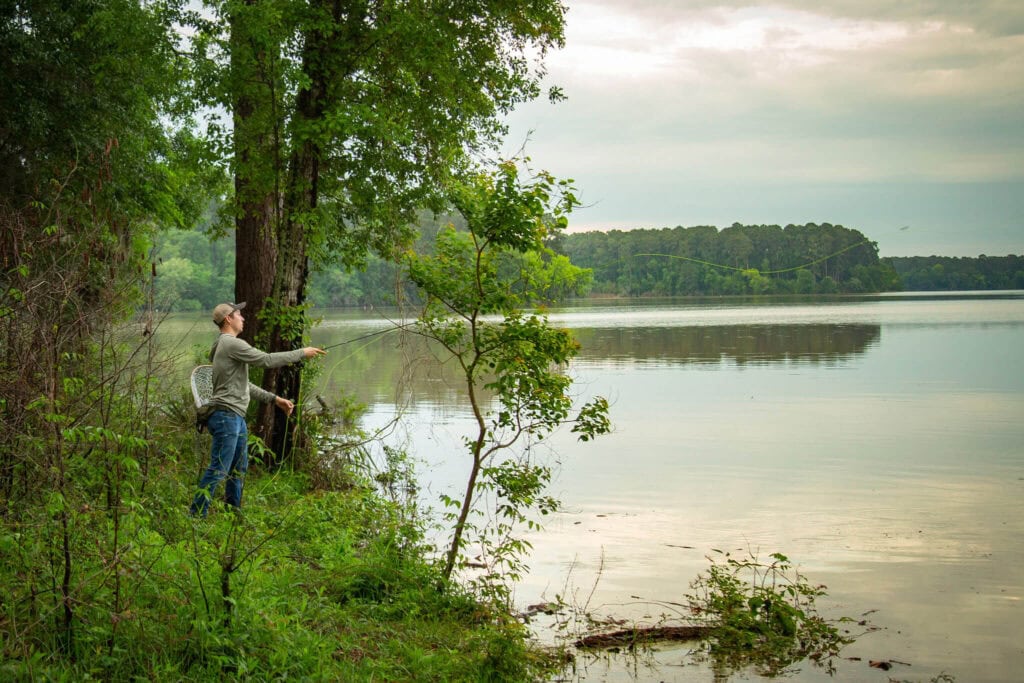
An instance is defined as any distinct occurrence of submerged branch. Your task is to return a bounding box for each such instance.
[575,625,712,649]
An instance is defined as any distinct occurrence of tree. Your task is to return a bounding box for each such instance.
[557,223,894,297]
[1,0,210,661]
[2,0,201,493]
[405,162,610,587]
[188,0,571,463]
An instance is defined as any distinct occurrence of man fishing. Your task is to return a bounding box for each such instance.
[190,301,326,517]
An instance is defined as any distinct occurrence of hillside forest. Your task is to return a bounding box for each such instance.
[154,220,1024,310]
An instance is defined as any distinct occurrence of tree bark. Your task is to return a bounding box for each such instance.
[229,0,294,464]
[248,5,337,464]
[231,1,279,349]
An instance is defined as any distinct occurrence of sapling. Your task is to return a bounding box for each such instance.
[405,161,610,591]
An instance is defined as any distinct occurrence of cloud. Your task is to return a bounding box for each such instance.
[503,1,1024,255]
[592,0,1024,37]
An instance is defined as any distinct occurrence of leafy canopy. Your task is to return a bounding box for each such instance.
[186,0,571,264]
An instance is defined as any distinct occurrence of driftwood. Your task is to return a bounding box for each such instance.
[575,625,713,649]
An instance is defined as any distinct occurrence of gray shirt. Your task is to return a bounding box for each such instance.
[209,334,305,417]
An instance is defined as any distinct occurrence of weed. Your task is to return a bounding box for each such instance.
[686,549,853,676]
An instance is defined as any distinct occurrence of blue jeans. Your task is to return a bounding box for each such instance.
[190,410,248,517]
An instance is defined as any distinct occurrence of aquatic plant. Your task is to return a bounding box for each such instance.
[686,550,854,676]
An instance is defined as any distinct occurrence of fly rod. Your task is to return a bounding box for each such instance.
[320,320,418,351]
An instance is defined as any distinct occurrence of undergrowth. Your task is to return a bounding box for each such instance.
[0,409,558,682]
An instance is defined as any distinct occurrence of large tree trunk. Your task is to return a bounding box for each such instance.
[248,7,333,465]
[250,224,308,464]
[234,0,367,465]
[230,0,279,349]
[230,0,289,464]
[249,199,308,464]
[233,192,277,347]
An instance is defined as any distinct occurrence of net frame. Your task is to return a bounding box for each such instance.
[190,365,213,409]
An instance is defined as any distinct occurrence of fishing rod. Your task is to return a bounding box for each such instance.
[320,320,419,351]
[313,239,875,351]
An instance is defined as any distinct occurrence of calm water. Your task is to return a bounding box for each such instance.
[164,293,1024,681]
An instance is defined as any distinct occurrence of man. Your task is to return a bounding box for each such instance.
[189,301,326,517]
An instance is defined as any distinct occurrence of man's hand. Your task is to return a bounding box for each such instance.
[274,395,295,416]
[303,347,327,358]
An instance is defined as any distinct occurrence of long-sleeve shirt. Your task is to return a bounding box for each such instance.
[209,334,305,417]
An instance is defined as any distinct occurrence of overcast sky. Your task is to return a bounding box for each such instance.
[501,0,1024,257]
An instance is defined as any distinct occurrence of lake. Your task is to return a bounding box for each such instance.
[167,292,1024,681]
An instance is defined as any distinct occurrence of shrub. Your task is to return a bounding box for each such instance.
[687,550,853,676]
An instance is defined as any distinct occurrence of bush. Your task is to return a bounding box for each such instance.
[687,550,853,676]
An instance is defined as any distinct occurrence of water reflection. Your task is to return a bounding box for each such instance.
[573,324,880,366]
[308,322,881,409]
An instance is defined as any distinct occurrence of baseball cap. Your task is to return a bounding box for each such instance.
[212,301,246,325]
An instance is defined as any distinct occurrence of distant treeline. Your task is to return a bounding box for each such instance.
[881,255,1024,291]
[556,223,900,296]
[152,222,1022,310]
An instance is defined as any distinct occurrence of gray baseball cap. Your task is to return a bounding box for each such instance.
[212,301,246,325]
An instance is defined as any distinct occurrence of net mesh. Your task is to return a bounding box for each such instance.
[190,365,213,408]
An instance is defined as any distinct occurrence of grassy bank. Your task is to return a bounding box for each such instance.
[1,415,558,682]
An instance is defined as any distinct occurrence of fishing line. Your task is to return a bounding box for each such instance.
[281,319,417,421]
[269,323,415,469]
[256,318,416,485]
[320,321,418,351]
[632,239,873,275]
[268,335,386,484]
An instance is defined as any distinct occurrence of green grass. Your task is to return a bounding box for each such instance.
[0,456,557,682]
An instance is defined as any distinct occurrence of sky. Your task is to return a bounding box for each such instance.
[501,0,1024,257]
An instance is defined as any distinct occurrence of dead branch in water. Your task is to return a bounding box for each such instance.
[575,625,712,649]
